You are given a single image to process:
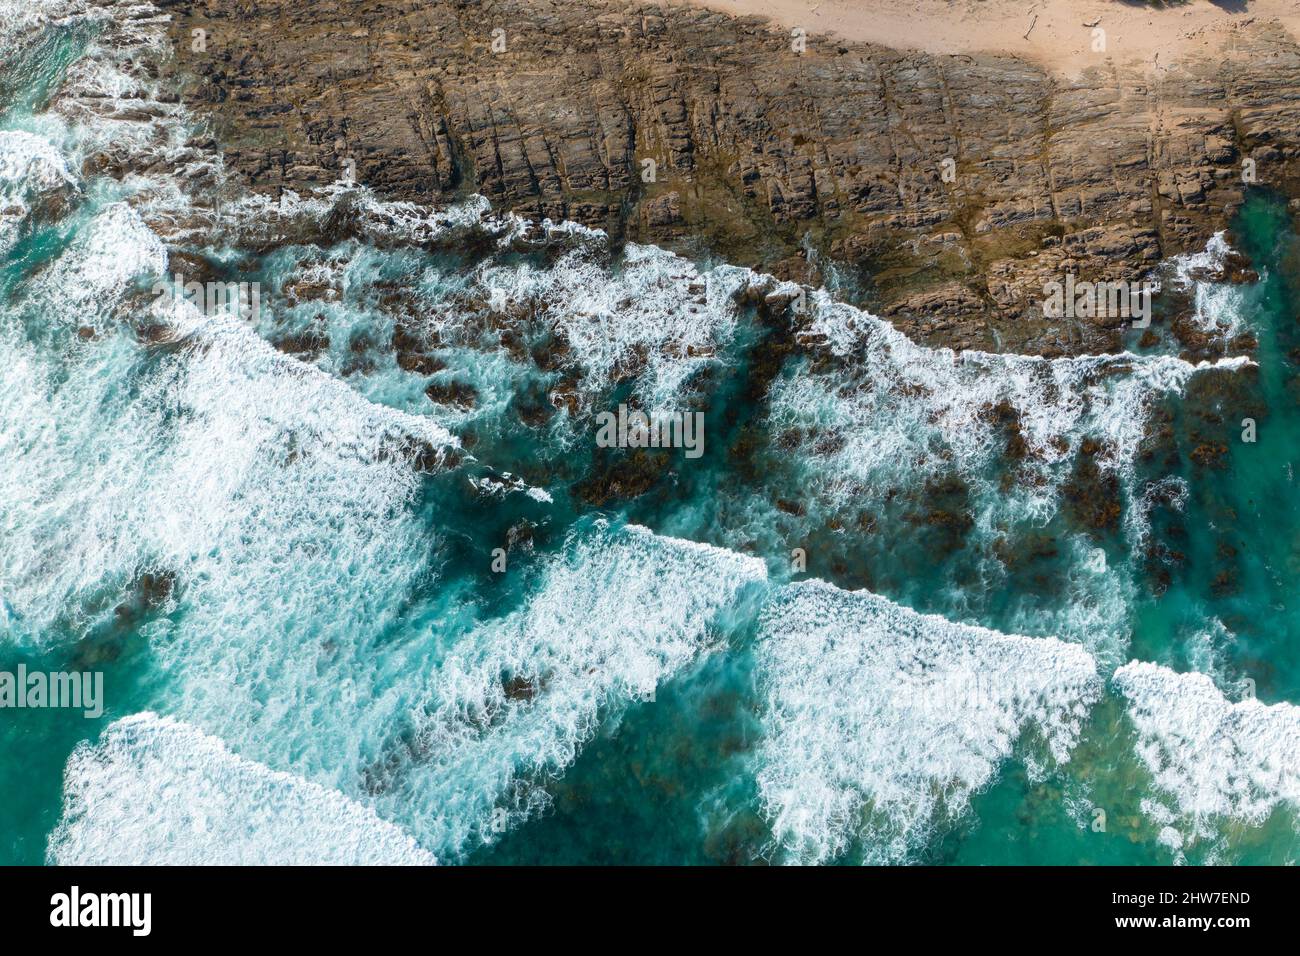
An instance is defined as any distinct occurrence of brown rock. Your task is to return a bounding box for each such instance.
[150,0,1300,356]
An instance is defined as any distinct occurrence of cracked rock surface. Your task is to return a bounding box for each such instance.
[155,0,1300,354]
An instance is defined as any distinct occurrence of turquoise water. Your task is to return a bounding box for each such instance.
[3,3,1300,866]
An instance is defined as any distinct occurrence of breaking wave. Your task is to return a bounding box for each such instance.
[48,712,435,865]
[1167,231,1250,341]
[0,0,1288,868]
[774,290,1251,526]
[367,520,767,859]
[754,579,1101,864]
[1114,661,1300,859]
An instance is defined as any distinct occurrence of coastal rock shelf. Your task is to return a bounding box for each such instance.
[152,0,1300,354]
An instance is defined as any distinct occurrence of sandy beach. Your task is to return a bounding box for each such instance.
[682,0,1300,77]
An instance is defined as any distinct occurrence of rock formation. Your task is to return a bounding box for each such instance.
[152,0,1300,354]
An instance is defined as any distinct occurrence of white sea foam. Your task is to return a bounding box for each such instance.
[469,243,752,407]
[1168,232,1250,340]
[110,307,460,788]
[226,176,615,254]
[227,187,515,248]
[763,291,1250,659]
[7,247,759,855]
[224,185,741,416]
[755,579,1101,864]
[466,470,552,503]
[1114,661,1300,851]
[0,130,77,255]
[0,287,456,643]
[0,202,167,631]
[776,289,1251,524]
[996,534,1141,668]
[375,520,767,859]
[10,0,222,237]
[0,182,471,861]
[26,201,164,328]
[260,192,754,413]
[238,185,757,411]
[1172,231,1231,282]
[48,712,435,865]
[0,0,74,56]
[1,295,464,861]
[0,326,157,634]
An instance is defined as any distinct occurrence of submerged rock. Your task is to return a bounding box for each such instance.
[424,379,478,409]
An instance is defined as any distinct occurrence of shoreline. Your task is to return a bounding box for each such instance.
[149,0,1300,356]
[680,0,1300,78]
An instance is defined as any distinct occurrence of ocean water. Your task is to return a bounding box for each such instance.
[3,1,1300,865]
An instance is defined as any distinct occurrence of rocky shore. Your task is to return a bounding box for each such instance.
[148,0,1300,355]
